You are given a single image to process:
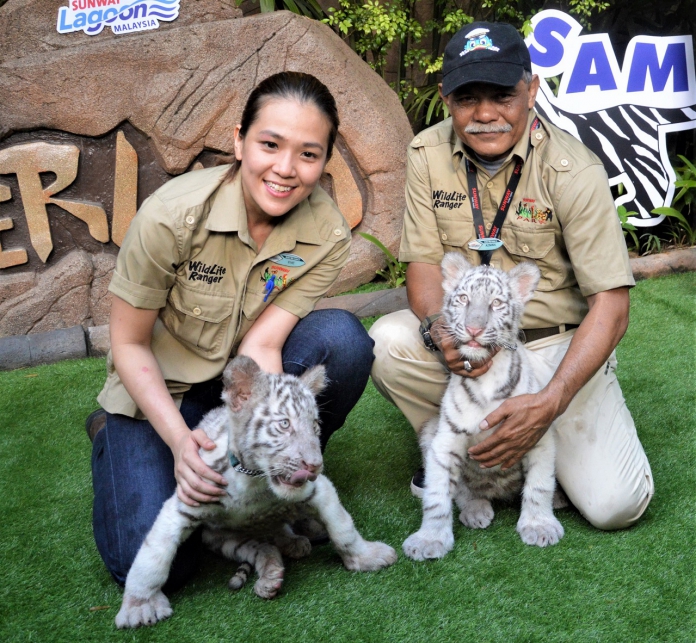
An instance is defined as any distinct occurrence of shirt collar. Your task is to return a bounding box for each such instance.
[452,110,540,173]
[205,168,324,254]
[206,169,246,234]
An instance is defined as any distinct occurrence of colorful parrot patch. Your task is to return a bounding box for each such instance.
[261,264,294,302]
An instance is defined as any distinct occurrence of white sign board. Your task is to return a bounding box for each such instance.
[57,0,180,36]
[526,10,696,226]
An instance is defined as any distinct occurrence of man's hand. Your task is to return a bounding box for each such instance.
[468,389,562,469]
[468,287,630,469]
[430,317,499,377]
[173,429,228,506]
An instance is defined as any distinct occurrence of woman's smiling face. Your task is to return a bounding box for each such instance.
[234,98,331,224]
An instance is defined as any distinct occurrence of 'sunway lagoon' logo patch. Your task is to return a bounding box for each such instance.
[460,28,500,57]
[516,199,553,224]
[432,190,467,210]
[57,0,180,36]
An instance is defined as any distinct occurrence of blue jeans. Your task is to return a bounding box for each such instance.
[91,309,373,590]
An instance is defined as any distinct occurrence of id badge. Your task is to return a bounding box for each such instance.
[468,238,503,251]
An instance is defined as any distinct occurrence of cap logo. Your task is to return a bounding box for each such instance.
[460,28,500,57]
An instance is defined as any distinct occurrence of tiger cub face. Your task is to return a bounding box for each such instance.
[222,356,326,501]
[440,253,540,362]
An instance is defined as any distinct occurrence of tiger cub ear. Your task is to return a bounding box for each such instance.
[300,365,327,397]
[508,262,541,304]
[441,252,472,292]
[222,355,267,412]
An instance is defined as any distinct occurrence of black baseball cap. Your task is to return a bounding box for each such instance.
[441,22,532,96]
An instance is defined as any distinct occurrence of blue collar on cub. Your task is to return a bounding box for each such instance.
[228,452,265,477]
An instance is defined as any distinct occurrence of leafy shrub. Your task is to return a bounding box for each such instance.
[652,155,696,247]
[358,232,407,288]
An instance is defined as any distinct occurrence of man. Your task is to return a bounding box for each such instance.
[370,22,653,530]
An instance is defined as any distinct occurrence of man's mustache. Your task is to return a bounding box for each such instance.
[464,123,513,133]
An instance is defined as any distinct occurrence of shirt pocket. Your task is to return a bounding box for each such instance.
[501,225,563,291]
[162,282,235,354]
[436,216,480,263]
[242,288,268,323]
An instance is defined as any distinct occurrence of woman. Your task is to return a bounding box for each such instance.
[90,72,374,590]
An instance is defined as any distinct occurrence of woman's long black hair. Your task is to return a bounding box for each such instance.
[225,71,339,181]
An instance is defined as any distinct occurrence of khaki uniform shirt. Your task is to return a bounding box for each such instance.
[98,165,350,418]
[399,111,634,328]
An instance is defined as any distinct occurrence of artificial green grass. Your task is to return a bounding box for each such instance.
[0,273,694,643]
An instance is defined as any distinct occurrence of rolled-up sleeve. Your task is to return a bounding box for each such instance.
[557,164,634,297]
[273,237,351,318]
[399,147,443,265]
[108,194,180,309]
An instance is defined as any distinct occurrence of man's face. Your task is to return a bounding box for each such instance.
[441,76,540,161]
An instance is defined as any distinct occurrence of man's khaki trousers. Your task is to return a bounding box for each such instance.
[369,309,654,530]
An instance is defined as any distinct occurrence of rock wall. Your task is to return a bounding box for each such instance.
[0,1,413,337]
[0,251,116,336]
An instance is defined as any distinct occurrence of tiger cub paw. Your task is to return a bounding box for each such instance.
[254,576,284,599]
[275,532,312,559]
[458,499,494,529]
[253,565,284,599]
[115,591,172,629]
[342,541,398,571]
[517,515,564,547]
[402,529,454,561]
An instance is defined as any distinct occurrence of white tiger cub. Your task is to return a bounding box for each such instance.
[403,253,564,561]
[116,355,397,629]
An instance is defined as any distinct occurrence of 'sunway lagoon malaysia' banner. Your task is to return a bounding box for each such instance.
[526,10,696,226]
[56,0,180,36]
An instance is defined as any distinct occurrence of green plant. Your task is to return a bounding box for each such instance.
[617,205,639,252]
[405,83,449,125]
[652,155,696,247]
[358,232,407,288]
[640,232,662,256]
[652,206,696,247]
[323,0,423,78]
[402,4,473,124]
[568,0,611,27]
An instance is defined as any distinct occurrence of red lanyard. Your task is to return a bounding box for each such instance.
[464,117,540,264]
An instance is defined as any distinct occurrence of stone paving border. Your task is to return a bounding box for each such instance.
[1,248,694,370]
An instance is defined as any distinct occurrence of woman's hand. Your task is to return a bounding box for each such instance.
[110,296,228,506]
[172,429,228,507]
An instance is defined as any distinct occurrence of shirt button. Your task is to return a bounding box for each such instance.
[192,306,202,316]
[414,137,421,144]
[486,181,494,189]
[535,132,543,140]
[561,159,569,167]
[522,244,529,253]
[185,215,195,225]
[334,228,342,236]
[441,233,448,241]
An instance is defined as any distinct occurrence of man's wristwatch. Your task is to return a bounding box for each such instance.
[419,314,442,352]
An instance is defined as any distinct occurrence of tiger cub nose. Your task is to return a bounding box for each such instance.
[465,325,484,337]
[302,461,322,476]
